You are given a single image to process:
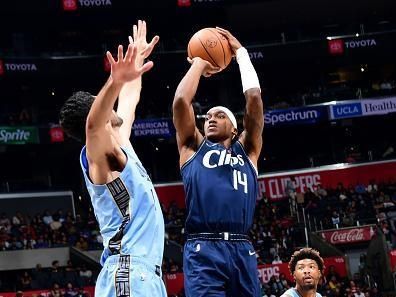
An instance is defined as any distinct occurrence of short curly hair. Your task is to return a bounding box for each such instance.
[288,248,324,275]
[59,91,95,142]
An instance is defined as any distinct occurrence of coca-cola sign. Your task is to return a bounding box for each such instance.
[320,226,375,245]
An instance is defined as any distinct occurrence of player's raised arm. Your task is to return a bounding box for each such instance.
[217,27,264,168]
[172,57,219,164]
[117,20,159,148]
[86,44,153,163]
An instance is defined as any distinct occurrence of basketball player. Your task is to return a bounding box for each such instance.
[281,248,324,297]
[172,27,263,296]
[59,21,167,297]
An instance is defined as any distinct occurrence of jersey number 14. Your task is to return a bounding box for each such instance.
[233,169,248,193]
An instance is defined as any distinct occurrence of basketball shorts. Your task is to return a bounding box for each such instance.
[183,239,261,297]
[95,254,167,297]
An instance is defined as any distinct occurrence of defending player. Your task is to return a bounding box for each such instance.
[59,21,167,297]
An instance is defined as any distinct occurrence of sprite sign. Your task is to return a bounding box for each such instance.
[0,126,39,144]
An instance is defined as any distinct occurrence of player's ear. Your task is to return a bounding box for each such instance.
[231,127,238,138]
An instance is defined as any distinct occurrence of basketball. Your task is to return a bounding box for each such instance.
[187,28,233,70]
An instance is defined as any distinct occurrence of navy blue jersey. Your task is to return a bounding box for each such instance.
[181,139,258,234]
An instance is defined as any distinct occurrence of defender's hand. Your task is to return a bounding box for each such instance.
[106,44,153,84]
[128,20,159,66]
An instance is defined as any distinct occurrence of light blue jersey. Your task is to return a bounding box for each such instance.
[282,288,322,297]
[80,145,166,297]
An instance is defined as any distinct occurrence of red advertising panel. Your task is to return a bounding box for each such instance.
[0,258,346,296]
[0,59,4,76]
[328,39,344,55]
[324,256,348,278]
[103,55,111,72]
[319,225,375,245]
[258,256,347,283]
[155,182,186,209]
[154,160,396,207]
[178,0,191,7]
[62,0,78,11]
[163,257,347,295]
[50,126,64,143]
[258,262,291,283]
[165,273,185,295]
[389,250,396,272]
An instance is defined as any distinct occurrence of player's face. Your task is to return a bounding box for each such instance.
[293,259,321,291]
[204,110,235,141]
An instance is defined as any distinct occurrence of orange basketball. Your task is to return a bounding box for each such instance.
[187,28,233,70]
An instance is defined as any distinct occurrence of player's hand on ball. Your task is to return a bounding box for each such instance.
[187,57,221,77]
[215,27,242,56]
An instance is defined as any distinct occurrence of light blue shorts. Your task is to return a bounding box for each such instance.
[95,254,167,297]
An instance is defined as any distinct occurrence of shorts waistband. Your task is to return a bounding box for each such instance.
[187,232,250,241]
[104,254,161,277]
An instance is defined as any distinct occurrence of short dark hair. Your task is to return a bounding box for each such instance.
[289,248,324,275]
[59,91,94,142]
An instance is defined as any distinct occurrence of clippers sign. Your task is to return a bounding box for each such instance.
[155,159,396,207]
[320,226,375,245]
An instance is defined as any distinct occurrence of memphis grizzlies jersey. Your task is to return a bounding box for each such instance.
[181,139,258,234]
[282,288,322,297]
[80,145,164,266]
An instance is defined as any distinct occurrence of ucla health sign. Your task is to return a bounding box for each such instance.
[361,97,396,116]
[264,106,327,127]
[330,97,396,120]
[330,102,363,119]
[132,119,174,138]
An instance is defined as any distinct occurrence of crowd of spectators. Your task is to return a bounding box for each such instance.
[0,209,102,252]
[287,180,396,249]
[0,181,395,295]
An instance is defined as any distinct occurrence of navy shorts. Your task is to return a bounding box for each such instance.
[183,239,260,297]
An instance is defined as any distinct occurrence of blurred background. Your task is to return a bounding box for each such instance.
[0,0,396,296]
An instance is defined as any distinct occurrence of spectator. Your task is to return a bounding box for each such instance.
[50,283,62,297]
[42,211,54,226]
[76,287,89,297]
[31,264,49,289]
[19,271,32,290]
[354,287,365,297]
[79,265,92,286]
[49,260,64,287]
[75,237,89,251]
[326,265,341,282]
[64,282,78,297]
[272,255,282,264]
